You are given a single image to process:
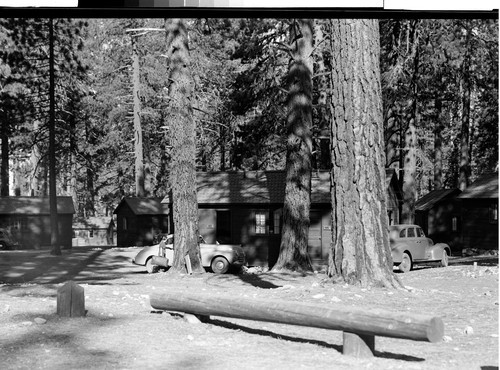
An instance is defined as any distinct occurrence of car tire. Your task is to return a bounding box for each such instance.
[399,252,412,273]
[440,250,449,267]
[211,256,229,274]
[146,258,159,274]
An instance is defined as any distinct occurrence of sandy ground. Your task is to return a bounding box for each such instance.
[0,247,498,370]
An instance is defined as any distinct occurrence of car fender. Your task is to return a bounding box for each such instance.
[391,243,411,264]
[133,245,161,266]
[428,243,450,260]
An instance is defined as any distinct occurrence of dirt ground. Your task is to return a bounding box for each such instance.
[0,247,498,370]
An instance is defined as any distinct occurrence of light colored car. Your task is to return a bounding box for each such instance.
[132,234,246,274]
[390,224,451,273]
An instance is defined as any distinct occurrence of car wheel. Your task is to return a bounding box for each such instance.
[211,256,229,274]
[146,258,159,274]
[399,252,412,273]
[440,250,449,267]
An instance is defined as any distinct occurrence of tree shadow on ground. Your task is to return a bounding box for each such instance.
[207,317,425,362]
[0,247,141,286]
[205,270,314,289]
[2,312,122,369]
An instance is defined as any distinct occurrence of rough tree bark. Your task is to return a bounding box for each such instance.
[131,34,146,197]
[458,21,472,191]
[327,19,401,288]
[49,18,61,256]
[165,18,204,274]
[1,118,9,196]
[401,20,420,224]
[271,19,314,273]
[433,96,444,190]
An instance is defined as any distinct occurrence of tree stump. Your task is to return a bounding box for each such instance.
[57,281,85,317]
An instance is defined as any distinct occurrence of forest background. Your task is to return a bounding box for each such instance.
[0,17,498,222]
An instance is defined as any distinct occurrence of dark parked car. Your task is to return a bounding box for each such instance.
[0,228,19,250]
[390,224,450,273]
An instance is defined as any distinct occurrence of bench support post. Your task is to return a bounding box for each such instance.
[342,332,375,357]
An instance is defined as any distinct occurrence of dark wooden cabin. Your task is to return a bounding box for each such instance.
[457,173,498,250]
[163,170,403,267]
[113,198,170,247]
[0,196,75,249]
[415,188,462,251]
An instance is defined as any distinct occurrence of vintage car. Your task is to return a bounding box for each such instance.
[132,234,246,274]
[390,224,451,273]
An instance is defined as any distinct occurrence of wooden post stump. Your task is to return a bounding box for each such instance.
[343,332,375,357]
[57,281,85,317]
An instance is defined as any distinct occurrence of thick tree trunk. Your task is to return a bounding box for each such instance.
[401,20,420,224]
[272,19,314,273]
[1,119,9,196]
[433,97,444,190]
[165,18,204,274]
[49,18,61,256]
[327,19,401,288]
[132,35,146,197]
[458,21,472,191]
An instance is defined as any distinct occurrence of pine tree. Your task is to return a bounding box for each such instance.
[327,19,401,288]
[272,19,314,272]
[165,18,204,274]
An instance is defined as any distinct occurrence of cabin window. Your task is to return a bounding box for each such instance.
[452,217,458,231]
[490,203,498,223]
[416,228,424,237]
[123,217,128,231]
[399,229,406,238]
[255,212,267,234]
[407,228,415,238]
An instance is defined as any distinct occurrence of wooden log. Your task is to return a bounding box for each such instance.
[150,290,444,343]
[57,281,85,317]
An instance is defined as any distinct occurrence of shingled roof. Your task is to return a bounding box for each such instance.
[0,196,75,215]
[114,198,170,215]
[415,189,461,211]
[458,173,499,199]
[192,171,331,205]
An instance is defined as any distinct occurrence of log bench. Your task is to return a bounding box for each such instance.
[150,290,444,358]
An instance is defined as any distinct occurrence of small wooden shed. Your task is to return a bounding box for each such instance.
[458,173,498,250]
[415,188,462,251]
[72,216,115,247]
[113,198,170,247]
[0,196,75,249]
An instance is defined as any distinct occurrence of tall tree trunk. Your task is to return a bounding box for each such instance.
[1,118,9,196]
[458,21,472,191]
[272,19,314,273]
[165,18,204,274]
[49,18,61,256]
[327,19,401,288]
[433,96,444,190]
[401,20,420,224]
[132,35,145,197]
